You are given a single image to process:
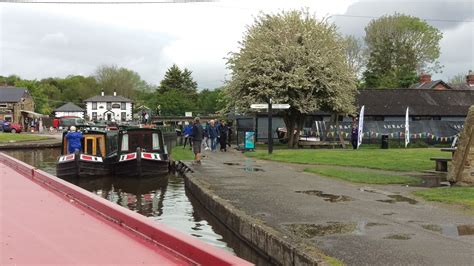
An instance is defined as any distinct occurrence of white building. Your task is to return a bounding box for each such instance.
[84,91,133,122]
[54,102,85,119]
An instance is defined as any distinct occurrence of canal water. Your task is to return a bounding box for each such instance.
[5,147,268,265]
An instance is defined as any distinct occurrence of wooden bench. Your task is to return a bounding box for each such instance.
[430,157,452,172]
[440,147,457,157]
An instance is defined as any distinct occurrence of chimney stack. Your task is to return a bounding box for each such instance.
[113,90,117,96]
[419,73,432,84]
[466,70,474,87]
[101,90,104,96]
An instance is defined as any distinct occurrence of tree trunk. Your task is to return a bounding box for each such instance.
[283,111,297,148]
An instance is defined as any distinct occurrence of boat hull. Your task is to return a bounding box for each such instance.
[56,153,114,178]
[115,152,169,177]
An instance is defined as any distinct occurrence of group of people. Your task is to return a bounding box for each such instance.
[183,118,232,164]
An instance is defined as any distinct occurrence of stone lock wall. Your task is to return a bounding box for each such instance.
[448,106,474,186]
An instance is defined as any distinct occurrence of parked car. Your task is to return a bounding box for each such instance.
[3,122,23,133]
[59,116,85,129]
[0,120,4,132]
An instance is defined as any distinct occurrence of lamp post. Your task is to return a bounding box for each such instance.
[268,98,273,154]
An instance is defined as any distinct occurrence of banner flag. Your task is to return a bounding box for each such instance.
[405,107,410,148]
[357,105,364,149]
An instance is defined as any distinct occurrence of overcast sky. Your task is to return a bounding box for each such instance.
[0,0,473,89]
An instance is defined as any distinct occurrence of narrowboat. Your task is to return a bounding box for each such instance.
[56,128,118,178]
[115,127,170,177]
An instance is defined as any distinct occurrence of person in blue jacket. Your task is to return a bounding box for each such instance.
[66,126,83,154]
[183,122,193,150]
[207,120,219,152]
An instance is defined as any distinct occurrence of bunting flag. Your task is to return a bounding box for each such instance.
[405,107,410,148]
[357,105,365,149]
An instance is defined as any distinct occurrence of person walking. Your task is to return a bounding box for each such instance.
[207,120,218,152]
[183,122,193,150]
[203,122,210,151]
[66,126,83,154]
[351,121,358,150]
[191,117,204,164]
[218,120,228,152]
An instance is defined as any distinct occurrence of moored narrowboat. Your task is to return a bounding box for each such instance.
[56,128,118,178]
[115,127,170,177]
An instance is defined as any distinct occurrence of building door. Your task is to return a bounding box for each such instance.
[107,113,112,121]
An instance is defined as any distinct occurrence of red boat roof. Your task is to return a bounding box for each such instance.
[0,153,251,265]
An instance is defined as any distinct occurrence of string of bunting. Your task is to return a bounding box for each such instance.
[326,131,458,142]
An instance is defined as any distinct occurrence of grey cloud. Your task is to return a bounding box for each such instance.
[1,5,174,84]
[333,0,474,37]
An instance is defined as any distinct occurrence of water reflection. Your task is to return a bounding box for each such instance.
[4,148,232,253]
[5,147,271,264]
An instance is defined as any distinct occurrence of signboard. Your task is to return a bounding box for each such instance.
[185,112,193,117]
[250,104,290,109]
[405,107,410,148]
[357,105,364,149]
[244,131,255,149]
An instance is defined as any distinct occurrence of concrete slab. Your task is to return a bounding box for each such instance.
[183,149,474,265]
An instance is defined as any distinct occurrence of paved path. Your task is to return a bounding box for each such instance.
[187,149,474,265]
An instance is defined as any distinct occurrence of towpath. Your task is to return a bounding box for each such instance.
[184,149,474,265]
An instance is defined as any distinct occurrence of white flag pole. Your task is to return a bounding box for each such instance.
[357,105,365,149]
[405,107,410,148]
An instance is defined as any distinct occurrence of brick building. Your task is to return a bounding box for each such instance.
[0,87,35,125]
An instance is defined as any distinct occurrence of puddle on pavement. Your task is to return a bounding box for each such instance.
[241,167,265,172]
[384,234,413,240]
[421,224,443,233]
[367,222,388,227]
[377,195,418,205]
[382,212,396,216]
[223,162,240,166]
[284,222,357,238]
[295,190,352,202]
[422,224,474,237]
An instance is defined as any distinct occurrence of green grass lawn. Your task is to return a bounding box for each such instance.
[171,145,195,161]
[246,148,445,172]
[413,187,474,210]
[305,167,422,184]
[0,133,49,143]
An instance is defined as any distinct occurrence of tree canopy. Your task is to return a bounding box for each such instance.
[226,10,357,147]
[159,64,198,94]
[363,13,443,88]
[95,65,149,98]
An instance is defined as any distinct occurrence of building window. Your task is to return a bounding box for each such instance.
[0,103,7,108]
[112,103,121,109]
[92,112,97,120]
[121,112,126,122]
[92,102,97,110]
[107,102,111,110]
[121,102,126,110]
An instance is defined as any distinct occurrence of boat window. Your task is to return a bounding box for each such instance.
[85,138,94,155]
[152,133,160,150]
[121,134,129,151]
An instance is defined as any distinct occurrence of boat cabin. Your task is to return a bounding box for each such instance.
[119,128,164,153]
[61,129,118,157]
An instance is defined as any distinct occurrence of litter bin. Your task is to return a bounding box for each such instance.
[381,134,389,149]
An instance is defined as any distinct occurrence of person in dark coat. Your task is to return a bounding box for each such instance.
[218,120,229,152]
[351,121,358,150]
[191,117,204,164]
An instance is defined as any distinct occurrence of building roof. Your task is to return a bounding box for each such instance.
[357,89,474,116]
[450,83,474,90]
[0,87,29,102]
[408,80,454,90]
[54,102,85,112]
[84,95,132,102]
